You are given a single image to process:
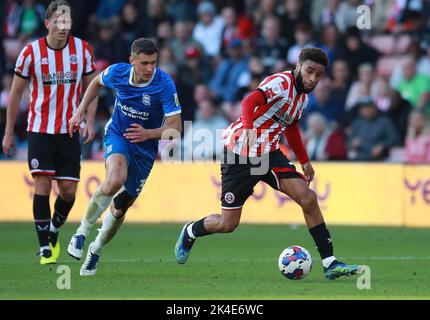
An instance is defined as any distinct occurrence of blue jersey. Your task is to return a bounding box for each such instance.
[101,63,182,160]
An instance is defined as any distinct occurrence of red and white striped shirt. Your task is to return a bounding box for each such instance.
[223,71,309,157]
[14,36,96,134]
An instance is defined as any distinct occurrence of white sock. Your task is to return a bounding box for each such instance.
[187,223,196,239]
[49,222,58,233]
[76,186,113,237]
[322,256,337,268]
[40,245,51,255]
[92,211,124,255]
[76,219,93,238]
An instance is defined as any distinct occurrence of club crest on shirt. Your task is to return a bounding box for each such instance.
[41,57,49,65]
[70,54,78,64]
[142,94,151,106]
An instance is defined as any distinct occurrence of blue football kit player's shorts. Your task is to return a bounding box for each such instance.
[102,133,155,198]
[100,63,181,198]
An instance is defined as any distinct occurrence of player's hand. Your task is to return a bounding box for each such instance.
[242,128,257,150]
[81,122,95,144]
[68,110,85,137]
[2,133,15,157]
[124,123,151,143]
[301,162,315,185]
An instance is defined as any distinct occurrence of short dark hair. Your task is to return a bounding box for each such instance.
[46,0,72,20]
[299,47,329,68]
[131,38,159,56]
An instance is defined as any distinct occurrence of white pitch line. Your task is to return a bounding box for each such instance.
[1,256,430,264]
[89,256,430,263]
[345,256,430,260]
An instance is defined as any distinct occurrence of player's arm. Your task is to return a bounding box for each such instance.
[284,122,314,184]
[2,75,28,156]
[68,73,104,137]
[241,89,267,148]
[80,72,99,143]
[241,89,267,128]
[124,114,182,143]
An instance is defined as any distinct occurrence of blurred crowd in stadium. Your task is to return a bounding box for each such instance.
[0,0,430,163]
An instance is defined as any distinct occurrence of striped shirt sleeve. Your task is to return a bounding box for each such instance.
[14,45,33,79]
[258,75,286,104]
[82,41,96,75]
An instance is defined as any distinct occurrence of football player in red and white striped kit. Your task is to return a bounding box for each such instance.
[175,47,361,280]
[2,0,97,264]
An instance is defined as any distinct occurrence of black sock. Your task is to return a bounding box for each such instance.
[191,218,212,237]
[50,196,75,245]
[308,223,334,260]
[52,196,74,228]
[33,194,51,250]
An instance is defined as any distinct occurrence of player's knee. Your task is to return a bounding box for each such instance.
[102,183,120,196]
[58,183,77,201]
[103,175,126,196]
[300,190,318,213]
[113,190,134,215]
[34,175,52,194]
[219,220,239,233]
[59,189,76,202]
[224,224,238,233]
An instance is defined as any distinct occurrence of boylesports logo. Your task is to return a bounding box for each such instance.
[224,192,235,204]
[118,100,149,120]
[31,158,39,169]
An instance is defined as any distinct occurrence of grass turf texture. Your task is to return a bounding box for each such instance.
[0,222,429,299]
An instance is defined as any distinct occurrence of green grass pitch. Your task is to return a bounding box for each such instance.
[0,222,429,299]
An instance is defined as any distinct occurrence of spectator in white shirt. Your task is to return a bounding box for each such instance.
[192,1,224,58]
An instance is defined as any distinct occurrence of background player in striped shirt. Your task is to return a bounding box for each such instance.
[175,47,360,280]
[67,38,182,276]
[1,0,97,264]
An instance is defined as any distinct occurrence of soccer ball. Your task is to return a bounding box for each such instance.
[278,245,312,280]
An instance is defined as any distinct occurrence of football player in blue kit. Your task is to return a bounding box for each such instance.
[67,38,182,276]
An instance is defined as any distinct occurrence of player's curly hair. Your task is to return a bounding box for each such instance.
[299,47,329,68]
